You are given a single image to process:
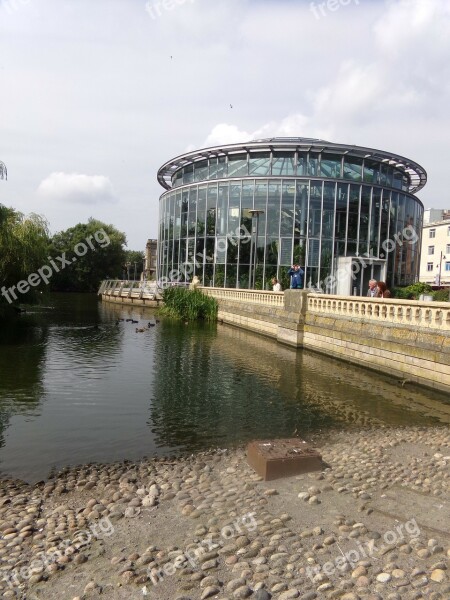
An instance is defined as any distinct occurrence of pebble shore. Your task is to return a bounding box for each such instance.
[0,425,449,600]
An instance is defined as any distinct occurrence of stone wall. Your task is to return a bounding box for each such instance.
[210,289,450,393]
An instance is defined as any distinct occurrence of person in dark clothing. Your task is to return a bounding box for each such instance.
[287,264,304,289]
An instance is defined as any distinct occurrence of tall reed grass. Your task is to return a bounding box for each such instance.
[159,287,218,322]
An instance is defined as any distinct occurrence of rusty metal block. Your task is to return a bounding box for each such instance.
[247,438,323,481]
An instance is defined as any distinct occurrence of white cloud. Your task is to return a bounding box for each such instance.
[204,124,251,147]
[37,172,117,205]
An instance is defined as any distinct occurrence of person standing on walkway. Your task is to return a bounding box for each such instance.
[367,279,378,297]
[287,264,304,289]
[272,278,282,292]
[376,281,391,298]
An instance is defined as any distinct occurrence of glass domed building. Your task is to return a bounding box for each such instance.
[157,138,426,293]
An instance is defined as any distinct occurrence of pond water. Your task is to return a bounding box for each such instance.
[0,294,448,483]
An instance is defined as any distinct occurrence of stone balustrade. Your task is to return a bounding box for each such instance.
[307,294,450,332]
[201,287,284,307]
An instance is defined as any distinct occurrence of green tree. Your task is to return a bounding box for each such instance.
[0,204,50,309]
[49,218,126,292]
[123,250,145,280]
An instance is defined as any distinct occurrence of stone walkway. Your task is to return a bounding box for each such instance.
[0,425,448,599]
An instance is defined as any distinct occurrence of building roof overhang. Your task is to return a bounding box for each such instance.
[157,137,427,194]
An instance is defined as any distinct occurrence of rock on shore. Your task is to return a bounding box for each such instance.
[0,425,448,600]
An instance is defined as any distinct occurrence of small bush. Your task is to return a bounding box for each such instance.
[432,289,450,302]
[159,287,218,322]
[392,282,433,300]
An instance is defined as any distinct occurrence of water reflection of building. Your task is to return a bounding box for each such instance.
[157,138,426,292]
[149,321,337,452]
[150,321,449,453]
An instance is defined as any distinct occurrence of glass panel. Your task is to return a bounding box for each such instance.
[280,181,295,236]
[195,237,205,277]
[322,182,335,238]
[226,265,237,288]
[206,209,216,235]
[347,184,360,245]
[320,153,342,178]
[308,239,320,266]
[215,237,227,264]
[265,237,278,265]
[204,263,213,287]
[307,153,319,176]
[197,185,207,213]
[380,191,390,259]
[335,183,348,240]
[358,185,371,253]
[254,180,267,234]
[238,264,250,289]
[188,188,197,236]
[173,169,183,187]
[183,164,193,184]
[295,182,308,237]
[249,152,271,176]
[267,181,281,236]
[363,160,380,184]
[174,191,182,238]
[242,181,254,210]
[280,238,293,265]
[227,238,238,263]
[194,159,208,182]
[214,264,225,287]
[320,239,333,285]
[370,187,381,256]
[393,169,403,190]
[239,236,251,264]
[241,181,254,234]
[207,183,218,210]
[217,155,227,178]
[272,152,295,176]
[297,152,307,176]
[217,183,228,235]
[209,157,218,180]
[228,183,241,233]
[308,181,322,237]
[344,156,363,181]
[228,153,248,177]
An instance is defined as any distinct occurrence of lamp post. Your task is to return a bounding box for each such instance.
[126,261,131,280]
[436,251,446,286]
[248,209,264,289]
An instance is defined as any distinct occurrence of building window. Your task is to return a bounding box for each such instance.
[448,226,450,236]
[446,262,450,272]
[447,244,450,254]
[429,229,436,238]
[428,246,435,255]
[427,262,434,272]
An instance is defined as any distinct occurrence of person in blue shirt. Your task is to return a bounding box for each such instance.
[287,264,304,289]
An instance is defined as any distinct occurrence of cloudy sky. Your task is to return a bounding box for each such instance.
[1,0,449,249]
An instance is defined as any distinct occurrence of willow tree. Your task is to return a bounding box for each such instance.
[0,161,6,180]
[0,205,50,307]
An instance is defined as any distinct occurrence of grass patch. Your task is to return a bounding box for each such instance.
[159,287,218,322]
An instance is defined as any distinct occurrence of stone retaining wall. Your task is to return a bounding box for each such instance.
[215,290,449,393]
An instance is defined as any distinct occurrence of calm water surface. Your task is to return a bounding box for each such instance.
[0,294,448,483]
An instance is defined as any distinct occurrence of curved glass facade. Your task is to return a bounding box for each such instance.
[157,139,426,292]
